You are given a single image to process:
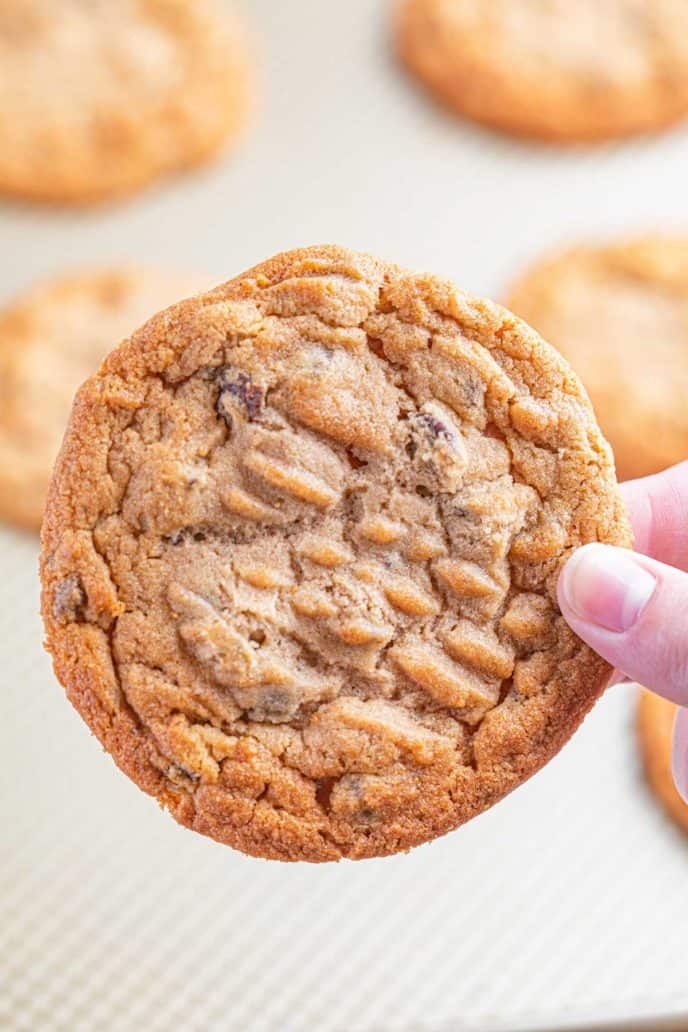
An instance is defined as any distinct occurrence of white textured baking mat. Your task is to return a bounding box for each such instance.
[2,2,688,1030]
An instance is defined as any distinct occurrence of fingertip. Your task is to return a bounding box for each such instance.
[557,543,655,634]
[556,542,604,619]
[557,547,688,705]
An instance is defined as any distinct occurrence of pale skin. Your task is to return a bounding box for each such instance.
[558,462,688,802]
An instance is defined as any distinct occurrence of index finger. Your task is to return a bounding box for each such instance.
[621,461,688,572]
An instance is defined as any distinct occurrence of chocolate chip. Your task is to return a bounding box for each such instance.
[52,574,86,623]
[345,447,368,470]
[216,368,264,425]
[415,412,454,441]
[407,410,460,464]
[340,776,378,821]
[168,763,200,784]
[407,409,467,496]
[165,528,206,546]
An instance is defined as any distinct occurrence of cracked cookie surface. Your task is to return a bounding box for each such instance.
[395,0,688,142]
[41,245,630,862]
[0,268,200,531]
[637,690,688,834]
[507,235,688,481]
[0,0,251,204]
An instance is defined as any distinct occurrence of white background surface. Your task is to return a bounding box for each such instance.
[1,2,688,1030]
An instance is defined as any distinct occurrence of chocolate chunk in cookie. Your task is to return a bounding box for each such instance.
[216,369,265,425]
[52,575,86,624]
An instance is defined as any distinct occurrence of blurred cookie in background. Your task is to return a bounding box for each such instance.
[637,690,688,834]
[506,235,688,481]
[0,0,252,205]
[395,0,688,142]
[0,268,201,530]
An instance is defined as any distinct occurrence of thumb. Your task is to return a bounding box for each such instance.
[557,543,688,706]
[557,543,688,803]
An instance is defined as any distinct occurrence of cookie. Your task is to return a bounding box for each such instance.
[0,269,201,530]
[507,235,688,481]
[637,690,688,834]
[40,245,630,862]
[395,0,688,142]
[0,1,251,204]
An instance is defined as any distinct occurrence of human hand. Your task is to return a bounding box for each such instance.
[557,462,688,802]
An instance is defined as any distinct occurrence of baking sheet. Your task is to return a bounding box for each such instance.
[2,2,688,1030]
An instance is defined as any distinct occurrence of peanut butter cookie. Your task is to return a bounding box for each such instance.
[395,0,688,142]
[507,235,688,481]
[0,0,251,204]
[41,246,630,862]
[637,690,688,834]
[0,268,200,530]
